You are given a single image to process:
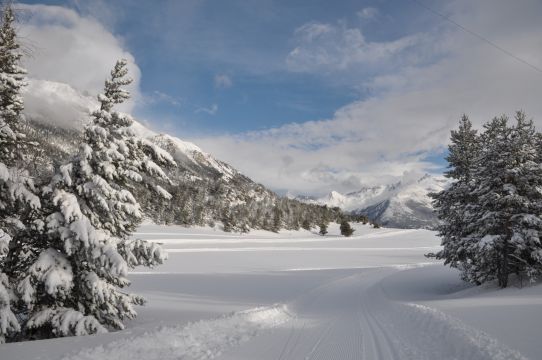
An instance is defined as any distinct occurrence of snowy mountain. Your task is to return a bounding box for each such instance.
[298,174,449,229]
[22,79,249,183]
[21,79,339,231]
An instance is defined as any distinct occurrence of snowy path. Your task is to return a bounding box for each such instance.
[219,268,525,360]
[60,267,526,360]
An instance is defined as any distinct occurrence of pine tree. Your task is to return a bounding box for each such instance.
[318,223,328,236]
[435,112,542,288]
[0,4,40,343]
[271,206,281,233]
[14,60,174,339]
[222,209,234,232]
[429,115,479,278]
[465,113,542,287]
[340,220,354,237]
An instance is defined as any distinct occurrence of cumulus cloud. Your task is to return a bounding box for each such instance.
[18,3,141,113]
[193,0,542,196]
[214,74,233,89]
[23,79,96,131]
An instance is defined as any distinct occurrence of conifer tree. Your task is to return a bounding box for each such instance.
[271,206,281,233]
[465,113,542,287]
[318,223,328,236]
[0,3,40,343]
[340,220,354,237]
[14,60,174,339]
[429,115,479,278]
[434,112,542,287]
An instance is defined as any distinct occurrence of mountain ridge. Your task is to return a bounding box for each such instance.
[21,79,341,232]
[297,174,448,229]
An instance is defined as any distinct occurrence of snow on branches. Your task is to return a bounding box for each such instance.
[0,3,40,342]
[15,59,171,339]
[431,112,542,288]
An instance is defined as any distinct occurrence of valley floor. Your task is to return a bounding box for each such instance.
[2,223,542,359]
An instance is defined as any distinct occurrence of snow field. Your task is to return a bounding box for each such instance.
[2,222,541,360]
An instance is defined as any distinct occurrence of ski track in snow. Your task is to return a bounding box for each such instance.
[218,269,527,360]
[65,268,527,360]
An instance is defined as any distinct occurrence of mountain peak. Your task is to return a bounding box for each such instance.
[298,174,449,229]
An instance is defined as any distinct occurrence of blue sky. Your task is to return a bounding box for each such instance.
[18,0,542,195]
[22,0,435,135]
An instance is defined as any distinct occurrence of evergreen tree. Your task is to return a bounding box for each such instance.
[429,115,479,277]
[14,60,173,339]
[301,219,311,231]
[222,209,234,232]
[466,113,542,287]
[0,4,40,343]
[434,112,542,288]
[340,221,354,237]
[318,223,328,236]
[271,206,281,233]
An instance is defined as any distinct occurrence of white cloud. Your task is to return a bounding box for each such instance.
[23,79,96,131]
[195,104,218,115]
[145,90,183,107]
[214,74,233,89]
[286,21,423,73]
[193,0,542,196]
[16,1,542,198]
[357,7,379,20]
[18,4,141,113]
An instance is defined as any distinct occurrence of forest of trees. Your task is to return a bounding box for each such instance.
[431,112,542,288]
[138,175,343,233]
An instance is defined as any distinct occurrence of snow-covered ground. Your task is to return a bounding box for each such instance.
[2,223,542,359]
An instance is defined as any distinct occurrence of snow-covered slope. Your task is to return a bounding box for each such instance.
[300,174,449,229]
[20,79,338,231]
[23,79,238,183]
[151,134,238,181]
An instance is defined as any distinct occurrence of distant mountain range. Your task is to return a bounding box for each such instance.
[297,174,449,229]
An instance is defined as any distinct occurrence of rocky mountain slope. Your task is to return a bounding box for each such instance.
[298,174,449,229]
[22,79,340,232]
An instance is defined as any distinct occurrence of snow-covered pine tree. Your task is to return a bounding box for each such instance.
[271,206,281,233]
[15,60,175,339]
[0,3,40,343]
[429,115,480,280]
[340,220,354,237]
[465,112,542,287]
[318,223,328,236]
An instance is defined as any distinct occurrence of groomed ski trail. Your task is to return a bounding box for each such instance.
[219,268,527,360]
[62,267,528,360]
